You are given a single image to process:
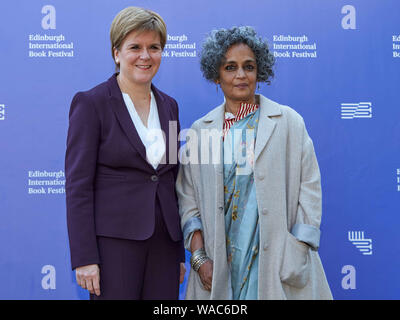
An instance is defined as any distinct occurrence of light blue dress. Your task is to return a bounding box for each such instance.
[223,108,260,300]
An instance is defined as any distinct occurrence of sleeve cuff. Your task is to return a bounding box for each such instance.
[183,217,203,250]
[291,223,320,251]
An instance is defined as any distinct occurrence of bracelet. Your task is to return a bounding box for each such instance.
[192,255,209,272]
[190,248,210,272]
[191,252,209,272]
[190,248,206,270]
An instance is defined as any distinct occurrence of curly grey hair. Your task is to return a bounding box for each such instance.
[200,26,275,84]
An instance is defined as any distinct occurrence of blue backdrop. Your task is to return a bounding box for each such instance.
[0,0,399,300]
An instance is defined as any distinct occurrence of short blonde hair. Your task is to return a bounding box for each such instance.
[110,6,167,70]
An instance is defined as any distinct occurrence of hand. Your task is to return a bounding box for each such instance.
[75,264,100,296]
[198,259,213,291]
[180,263,186,284]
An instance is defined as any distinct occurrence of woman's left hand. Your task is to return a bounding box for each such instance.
[180,263,186,284]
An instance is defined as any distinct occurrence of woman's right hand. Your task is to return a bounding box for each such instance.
[75,264,101,296]
[191,230,213,291]
[198,259,213,291]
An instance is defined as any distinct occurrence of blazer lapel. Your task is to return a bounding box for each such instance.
[107,74,149,167]
[254,94,282,161]
[151,84,170,171]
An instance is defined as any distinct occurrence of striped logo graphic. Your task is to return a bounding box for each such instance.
[341,102,372,119]
[348,231,373,255]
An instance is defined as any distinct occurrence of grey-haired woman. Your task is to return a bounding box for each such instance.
[176,26,332,299]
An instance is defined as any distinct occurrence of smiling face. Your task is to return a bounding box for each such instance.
[114,30,162,87]
[217,43,257,105]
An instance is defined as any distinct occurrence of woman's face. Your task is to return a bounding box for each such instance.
[217,43,257,104]
[114,30,162,87]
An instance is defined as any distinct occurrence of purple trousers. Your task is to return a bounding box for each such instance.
[90,196,181,300]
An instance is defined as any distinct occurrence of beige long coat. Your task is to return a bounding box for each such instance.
[176,95,333,300]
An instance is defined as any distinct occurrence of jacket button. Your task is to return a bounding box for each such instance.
[262,208,268,215]
[150,175,158,182]
[263,243,268,251]
[258,174,265,180]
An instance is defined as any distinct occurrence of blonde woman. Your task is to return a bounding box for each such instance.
[66,7,185,299]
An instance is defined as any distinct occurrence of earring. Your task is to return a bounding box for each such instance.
[115,59,119,64]
[216,84,218,93]
[257,82,260,91]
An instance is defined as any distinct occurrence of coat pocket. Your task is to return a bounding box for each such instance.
[279,232,310,288]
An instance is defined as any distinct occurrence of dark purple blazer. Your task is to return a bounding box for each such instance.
[65,74,183,270]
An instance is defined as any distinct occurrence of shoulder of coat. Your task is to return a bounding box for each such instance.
[259,95,306,134]
[189,104,224,130]
[259,94,303,121]
[279,105,305,124]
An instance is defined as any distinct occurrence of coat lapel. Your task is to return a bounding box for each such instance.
[200,103,225,199]
[254,94,282,161]
[201,95,282,164]
[201,103,225,168]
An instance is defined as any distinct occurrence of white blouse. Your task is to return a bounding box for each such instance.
[122,91,166,169]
